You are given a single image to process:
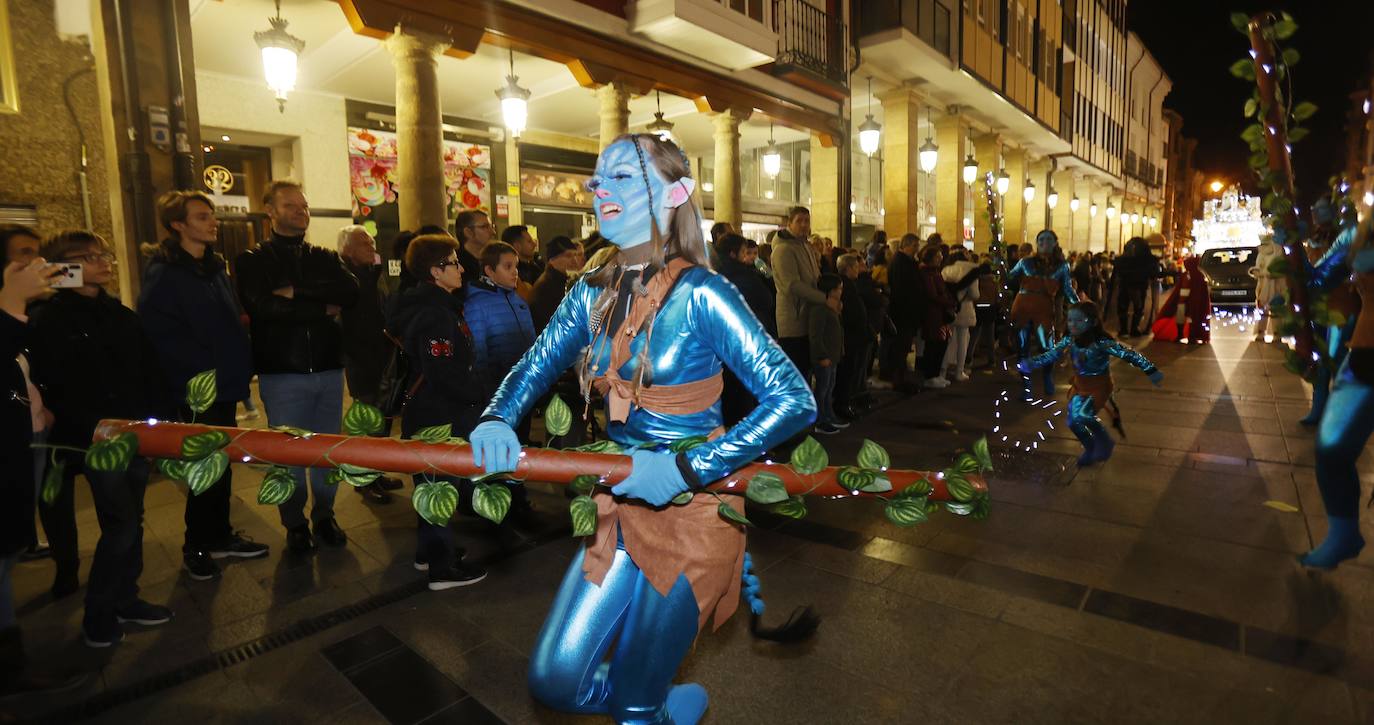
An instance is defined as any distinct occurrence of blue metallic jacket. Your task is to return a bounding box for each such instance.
[1309,224,1357,291]
[483,266,817,484]
[1026,335,1157,377]
[1008,257,1080,305]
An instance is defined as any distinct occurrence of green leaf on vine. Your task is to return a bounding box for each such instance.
[1274,17,1297,39]
[972,496,992,520]
[414,424,452,443]
[836,466,875,493]
[744,471,788,505]
[953,453,981,474]
[896,478,932,499]
[180,430,230,460]
[156,457,188,481]
[973,436,993,472]
[1229,12,1250,34]
[667,435,709,453]
[544,395,572,437]
[257,466,296,505]
[342,401,384,437]
[884,497,929,527]
[772,495,807,519]
[333,463,382,487]
[856,439,890,470]
[1292,101,1318,122]
[1229,58,1255,80]
[788,436,828,476]
[473,482,512,524]
[270,425,314,438]
[1280,48,1299,67]
[413,481,458,526]
[671,490,694,505]
[185,370,217,414]
[567,439,624,455]
[944,501,977,516]
[1240,124,1264,144]
[944,471,976,503]
[717,501,751,527]
[1288,127,1309,143]
[86,432,137,473]
[569,495,597,537]
[571,474,598,496]
[41,459,65,505]
[185,450,229,495]
[1243,98,1257,118]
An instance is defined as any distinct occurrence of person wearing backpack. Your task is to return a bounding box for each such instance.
[385,233,488,590]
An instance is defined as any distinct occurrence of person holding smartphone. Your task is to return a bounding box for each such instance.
[27,231,174,648]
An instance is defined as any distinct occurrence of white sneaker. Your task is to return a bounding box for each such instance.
[868,378,894,390]
[924,376,950,389]
[952,370,971,382]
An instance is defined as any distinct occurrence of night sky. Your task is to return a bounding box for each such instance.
[1128,1,1374,205]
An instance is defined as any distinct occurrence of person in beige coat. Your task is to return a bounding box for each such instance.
[772,206,828,380]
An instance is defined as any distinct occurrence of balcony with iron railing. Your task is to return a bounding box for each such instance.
[772,0,848,92]
[856,0,954,59]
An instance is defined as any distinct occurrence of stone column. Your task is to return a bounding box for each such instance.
[877,86,921,237]
[712,108,750,230]
[1051,170,1077,251]
[934,112,967,247]
[972,133,1003,251]
[809,133,841,242]
[503,137,523,225]
[598,82,632,150]
[1003,146,1026,248]
[1070,176,1092,253]
[386,29,449,232]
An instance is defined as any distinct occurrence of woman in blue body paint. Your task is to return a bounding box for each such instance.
[469,134,815,724]
[1008,229,1079,399]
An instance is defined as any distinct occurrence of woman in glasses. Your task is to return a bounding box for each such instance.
[384,233,488,590]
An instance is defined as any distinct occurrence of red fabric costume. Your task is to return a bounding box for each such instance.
[1156,256,1211,343]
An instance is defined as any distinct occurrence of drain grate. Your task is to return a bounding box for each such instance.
[34,524,570,724]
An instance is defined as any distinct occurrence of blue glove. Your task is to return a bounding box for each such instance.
[610,449,691,506]
[471,420,521,476]
[1147,369,1164,386]
[1016,359,1032,375]
[1353,249,1374,274]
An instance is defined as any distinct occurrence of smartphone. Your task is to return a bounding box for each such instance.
[52,263,84,288]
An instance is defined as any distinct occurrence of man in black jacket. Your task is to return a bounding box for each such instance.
[713,233,777,426]
[835,252,875,419]
[528,236,583,334]
[235,181,359,553]
[454,209,494,289]
[882,233,923,391]
[29,231,174,648]
[140,192,268,581]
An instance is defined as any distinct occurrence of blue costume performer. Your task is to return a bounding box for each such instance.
[470,134,815,723]
[1298,219,1374,570]
[1299,201,1360,426]
[1008,230,1079,399]
[1018,301,1163,466]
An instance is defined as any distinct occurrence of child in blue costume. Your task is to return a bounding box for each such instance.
[1299,199,1358,427]
[1019,301,1163,466]
[1297,218,1374,570]
[1008,229,1079,399]
[470,134,816,724]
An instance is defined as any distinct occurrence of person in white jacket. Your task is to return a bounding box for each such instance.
[1250,235,1283,342]
[941,249,981,382]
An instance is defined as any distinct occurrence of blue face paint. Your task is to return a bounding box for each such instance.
[1036,230,1058,255]
[588,138,672,250]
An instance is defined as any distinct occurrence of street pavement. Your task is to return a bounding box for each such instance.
[6,314,1374,724]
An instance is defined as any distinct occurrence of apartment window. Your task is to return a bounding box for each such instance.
[977,0,986,27]
[935,4,952,55]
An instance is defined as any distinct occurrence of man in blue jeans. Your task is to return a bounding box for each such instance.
[236,181,359,553]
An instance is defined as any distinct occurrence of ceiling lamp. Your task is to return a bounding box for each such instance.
[996,169,1010,196]
[1089,202,1098,217]
[1047,188,1059,210]
[254,0,306,113]
[1130,212,1140,225]
[646,90,674,142]
[857,76,881,157]
[918,108,938,173]
[1023,180,1036,204]
[1106,204,1116,219]
[762,123,782,178]
[1069,196,1080,213]
[962,153,978,185]
[496,48,531,138]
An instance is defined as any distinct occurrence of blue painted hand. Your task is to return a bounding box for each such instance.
[1016,359,1032,375]
[1148,369,1164,386]
[610,449,690,506]
[470,420,521,476]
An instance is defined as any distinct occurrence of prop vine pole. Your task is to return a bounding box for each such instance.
[1247,12,1316,366]
[93,420,987,500]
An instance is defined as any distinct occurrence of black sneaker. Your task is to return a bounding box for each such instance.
[82,615,123,648]
[286,523,315,553]
[114,599,174,626]
[208,532,269,560]
[315,517,347,547]
[183,550,221,581]
[428,563,487,591]
[815,423,841,435]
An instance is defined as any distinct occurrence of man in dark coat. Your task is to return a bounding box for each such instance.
[235,181,359,553]
[882,233,923,390]
[529,236,584,333]
[714,233,778,425]
[140,192,267,582]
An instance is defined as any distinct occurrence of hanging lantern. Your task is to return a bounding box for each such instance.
[1022,180,1036,204]
[1089,202,1098,217]
[762,123,782,178]
[858,77,882,157]
[1047,189,1059,210]
[996,169,1010,196]
[254,0,306,113]
[1106,204,1116,219]
[962,154,978,185]
[496,49,531,138]
[646,90,674,142]
[1130,212,1139,225]
[1069,196,1080,213]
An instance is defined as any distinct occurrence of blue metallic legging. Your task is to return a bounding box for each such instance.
[1306,320,1356,422]
[1314,359,1374,519]
[1067,394,1106,449]
[528,536,700,724]
[1019,324,1055,397]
